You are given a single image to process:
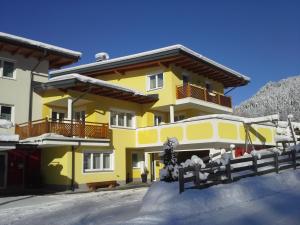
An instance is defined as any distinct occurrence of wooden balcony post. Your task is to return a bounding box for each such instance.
[187,83,191,97]
[45,117,49,133]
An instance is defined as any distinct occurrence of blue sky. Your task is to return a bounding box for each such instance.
[1,0,299,106]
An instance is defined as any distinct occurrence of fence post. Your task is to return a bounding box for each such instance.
[226,161,232,182]
[274,152,279,173]
[195,165,201,187]
[253,156,258,175]
[179,167,184,194]
[292,150,296,170]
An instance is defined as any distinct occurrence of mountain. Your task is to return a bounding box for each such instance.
[234,75,300,121]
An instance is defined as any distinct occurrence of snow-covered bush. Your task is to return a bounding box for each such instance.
[160,138,179,182]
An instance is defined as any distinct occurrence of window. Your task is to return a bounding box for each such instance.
[148,73,163,90]
[183,74,189,85]
[0,60,15,79]
[132,153,144,168]
[74,111,86,122]
[83,151,113,172]
[52,111,65,122]
[205,82,213,92]
[132,153,139,168]
[110,110,135,128]
[154,115,162,126]
[174,115,185,122]
[0,105,13,121]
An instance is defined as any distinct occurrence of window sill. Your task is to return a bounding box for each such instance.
[147,86,163,92]
[0,76,16,81]
[110,125,136,130]
[83,169,114,173]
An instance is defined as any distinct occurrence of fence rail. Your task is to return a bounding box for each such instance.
[176,84,232,108]
[179,150,300,193]
[15,118,110,140]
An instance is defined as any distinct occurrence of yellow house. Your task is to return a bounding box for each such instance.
[15,45,277,190]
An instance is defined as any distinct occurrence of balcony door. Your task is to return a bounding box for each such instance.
[183,75,189,86]
[0,153,7,189]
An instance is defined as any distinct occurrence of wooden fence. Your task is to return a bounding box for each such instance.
[179,150,300,193]
[16,118,110,140]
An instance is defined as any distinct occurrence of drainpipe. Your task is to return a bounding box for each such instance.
[70,86,92,191]
[28,50,48,122]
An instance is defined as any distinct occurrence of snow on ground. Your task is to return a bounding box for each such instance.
[1,170,300,225]
[0,188,147,225]
[121,169,300,225]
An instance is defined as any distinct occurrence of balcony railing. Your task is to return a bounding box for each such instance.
[176,84,232,108]
[15,118,110,140]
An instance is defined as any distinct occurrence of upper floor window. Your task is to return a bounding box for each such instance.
[154,115,162,126]
[110,110,135,128]
[148,73,163,90]
[0,60,15,79]
[52,111,65,122]
[74,110,86,122]
[0,104,13,122]
[174,114,185,122]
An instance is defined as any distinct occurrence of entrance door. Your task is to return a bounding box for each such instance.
[0,153,7,189]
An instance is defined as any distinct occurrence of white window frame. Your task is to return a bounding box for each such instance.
[83,150,114,173]
[154,113,164,126]
[0,104,15,124]
[0,58,16,80]
[109,108,136,129]
[147,72,164,91]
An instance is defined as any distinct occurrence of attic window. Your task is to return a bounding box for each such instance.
[148,73,163,90]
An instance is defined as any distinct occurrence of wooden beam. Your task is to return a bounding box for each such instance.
[12,47,22,55]
[25,50,36,58]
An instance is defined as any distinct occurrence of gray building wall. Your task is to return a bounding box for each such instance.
[0,51,49,135]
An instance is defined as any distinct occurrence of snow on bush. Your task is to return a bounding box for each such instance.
[160,138,179,182]
[142,170,300,216]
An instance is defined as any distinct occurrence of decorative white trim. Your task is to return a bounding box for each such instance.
[176,97,233,113]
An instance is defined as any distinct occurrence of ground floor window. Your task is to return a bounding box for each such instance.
[132,152,144,168]
[83,151,114,172]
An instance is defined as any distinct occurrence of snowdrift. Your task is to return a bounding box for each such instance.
[141,170,300,216]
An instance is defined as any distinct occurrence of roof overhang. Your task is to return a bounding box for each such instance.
[19,136,110,147]
[50,45,250,88]
[0,32,81,69]
[35,73,159,104]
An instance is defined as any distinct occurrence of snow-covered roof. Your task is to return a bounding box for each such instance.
[48,73,146,96]
[0,32,82,58]
[41,73,158,103]
[0,134,19,142]
[0,119,13,129]
[50,45,250,87]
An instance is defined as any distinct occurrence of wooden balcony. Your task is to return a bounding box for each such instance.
[176,84,232,108]
[16,118,110,140]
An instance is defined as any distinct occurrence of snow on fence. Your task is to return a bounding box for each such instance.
[178,149,300,193]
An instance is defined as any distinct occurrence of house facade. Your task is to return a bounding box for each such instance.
[14,45,277,190]
[0,32,81,189]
